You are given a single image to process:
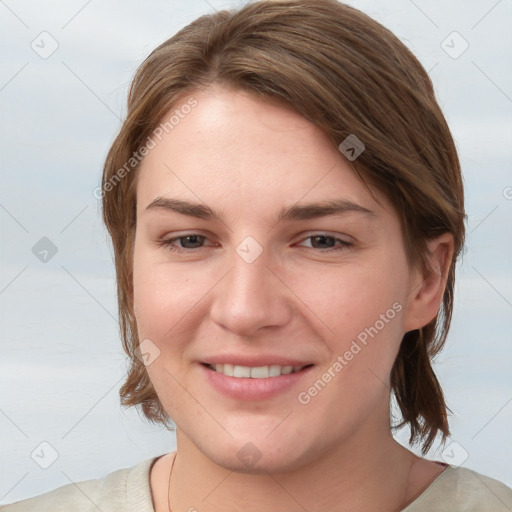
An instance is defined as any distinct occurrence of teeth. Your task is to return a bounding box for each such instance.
[209,363,306,378]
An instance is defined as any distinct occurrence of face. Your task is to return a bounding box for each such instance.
[132,85,422,473]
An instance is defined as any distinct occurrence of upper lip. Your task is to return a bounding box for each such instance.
[201,355,314,367]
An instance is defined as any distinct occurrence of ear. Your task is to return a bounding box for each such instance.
[402,233,455,333]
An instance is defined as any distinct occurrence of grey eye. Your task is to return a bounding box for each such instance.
[177,235,206,248]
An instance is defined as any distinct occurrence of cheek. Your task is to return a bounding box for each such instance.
[132,245,213,343]
[291,258,408,345]
[289,257,410,412]
[293,265,408,429]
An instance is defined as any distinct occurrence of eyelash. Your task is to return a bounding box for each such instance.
[156,233,353,254]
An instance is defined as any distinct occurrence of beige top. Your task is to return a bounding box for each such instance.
[2,452,512,511]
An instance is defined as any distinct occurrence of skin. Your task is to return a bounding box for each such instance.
[132,85,454,512]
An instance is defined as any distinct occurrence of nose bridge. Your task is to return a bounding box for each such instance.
[209,243,291,336]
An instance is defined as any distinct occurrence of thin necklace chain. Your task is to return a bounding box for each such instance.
[164,452,445,511]
[167,453,175,512]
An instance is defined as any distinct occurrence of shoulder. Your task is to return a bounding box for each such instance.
[0,456,160,512]
[404,465,512,511]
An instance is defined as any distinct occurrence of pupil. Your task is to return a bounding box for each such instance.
[182,235,203,248]
[312,235,335,248]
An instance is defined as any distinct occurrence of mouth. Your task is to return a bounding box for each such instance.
[202,362,314,378]
[200,361,316,401]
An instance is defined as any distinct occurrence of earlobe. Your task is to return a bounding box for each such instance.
[403,233,455,333]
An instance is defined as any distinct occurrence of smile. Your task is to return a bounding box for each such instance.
[206,363,311,378]
[200,362,315,401]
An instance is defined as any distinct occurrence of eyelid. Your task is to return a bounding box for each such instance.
[294,232,354,252]
[160,232,217,248]
[299,229,354,242]
[160,229,216,243]
[295,230,354,243]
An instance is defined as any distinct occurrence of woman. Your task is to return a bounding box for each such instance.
[4,0,511,510]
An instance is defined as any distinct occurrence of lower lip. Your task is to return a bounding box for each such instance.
[199,363,315,401]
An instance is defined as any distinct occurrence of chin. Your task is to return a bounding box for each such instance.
[197,434,317,475]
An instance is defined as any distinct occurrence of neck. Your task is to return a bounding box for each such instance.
[168,418,420,512]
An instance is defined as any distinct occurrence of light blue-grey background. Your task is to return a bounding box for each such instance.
[1,0,511,504]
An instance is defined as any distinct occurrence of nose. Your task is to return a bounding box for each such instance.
[209,249,293,337]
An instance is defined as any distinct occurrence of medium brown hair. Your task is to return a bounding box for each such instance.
[101,0,466,454]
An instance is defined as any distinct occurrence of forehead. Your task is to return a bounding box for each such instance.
[136,87,391,221]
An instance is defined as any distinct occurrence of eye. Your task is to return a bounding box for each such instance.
[174,234,205,249]
[157,234,213,253]
[156,233,353,254]
[297,234,353,253]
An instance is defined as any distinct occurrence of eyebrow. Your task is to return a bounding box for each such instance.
[145,197,376,222]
